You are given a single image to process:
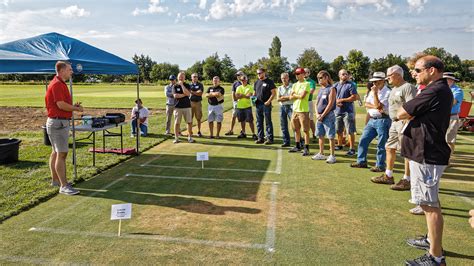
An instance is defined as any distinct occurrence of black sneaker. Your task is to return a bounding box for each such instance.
[237,132,247,138]
[335,145,344,151]
[350,162,368,168]
[252,134,258,140]
[346,149,356,156]
[255,139,264,144]
[281,143,290,147]
[264,140,273,145]
[405,253,446,266]
[197,131,203,137]
[406,235,430,250]
[302,148,310,156]
[288,146,301,153]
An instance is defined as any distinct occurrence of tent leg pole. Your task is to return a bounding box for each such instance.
[136,74,140,155]
[69,78,77,181]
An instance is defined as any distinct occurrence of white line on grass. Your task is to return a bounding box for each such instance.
[37,177,126,227]
[141,164,280,174]
[28,227,267,250]
[275,149,282,175]
[125,173,280,185]
[141,153,163,166]
[265,183,278,253]
[455,193,474,206]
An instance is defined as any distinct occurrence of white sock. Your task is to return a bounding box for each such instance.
[403,175,410,181]
[433,255,444,263]
[385,169,393,177]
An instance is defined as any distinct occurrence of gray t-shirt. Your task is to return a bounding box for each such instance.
[388,82,416,120]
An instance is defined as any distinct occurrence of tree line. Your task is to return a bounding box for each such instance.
[1,36,472,83]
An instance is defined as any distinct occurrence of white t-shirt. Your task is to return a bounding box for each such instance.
[131,106,150,126]
[365,86,390,118]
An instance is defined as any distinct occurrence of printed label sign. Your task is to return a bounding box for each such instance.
[196,152,209,161]
[111,203,132,220]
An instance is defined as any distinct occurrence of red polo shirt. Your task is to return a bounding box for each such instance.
[45,76,72,118]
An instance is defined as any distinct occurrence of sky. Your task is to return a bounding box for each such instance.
[0,0,473,69]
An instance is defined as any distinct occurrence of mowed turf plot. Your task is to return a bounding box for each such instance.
[1,105,473,264]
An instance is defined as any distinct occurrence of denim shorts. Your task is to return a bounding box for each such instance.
[316,112,336,139]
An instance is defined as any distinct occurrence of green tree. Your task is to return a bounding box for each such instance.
[186,60,204,79]
[220,54,237,82]
[423,47,466,79]
[296,48,330,80]
[330,55,346,76]
[346,49,370,82]
[269,36,282,58]
[150,62,180,81]
[370,53,411,81]
[202,53,221,80]
[132,54,156,83]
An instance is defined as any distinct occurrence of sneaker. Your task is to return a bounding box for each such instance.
[252,134,258,140]
[326,155,337,164]
[346,149,356,156]
[281,143,291,147]
[173,139,180,144]
[335,145,344,151]
[215,136,220,139]
[391,179,411,191]
[371,173,395,184]
[130,134,136,138]
[288,146,301,153]
[370,166,385,172]
[410,205,425,215]
[51,180,60,187]
[311,153,327,160]
[224,131,234,136]
[255,139,264,144]
[406,234,430,250]
[59,185,80,195]
[405,253,446,266]
[210,136,214,139]
[350,162,368,168]
[188,138,195,143]
[197,131,203,137]
[264,140,274,145]
[302,148,310,156]
[237,132,247,139]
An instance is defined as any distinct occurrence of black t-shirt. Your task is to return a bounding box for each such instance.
[254,78,276,104]
[401,78,453,165]
[190,82,203,102]
[206,85,225,106]
[232,81,242,93]
[173,82,191,108]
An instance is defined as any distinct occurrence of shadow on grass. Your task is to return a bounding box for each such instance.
[439,188,474,197]
[444,250,474,260]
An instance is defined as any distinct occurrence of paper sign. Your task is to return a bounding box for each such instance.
[196,152,209,161]
[111,203,132,220]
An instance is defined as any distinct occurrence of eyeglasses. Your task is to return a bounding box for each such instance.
[257,72,263,75]
[414,68,427,73]
[317,76,325,80]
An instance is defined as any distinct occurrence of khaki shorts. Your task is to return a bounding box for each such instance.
[291,112,310,132]
[191,101,203,121]
[446,115,461,144]
[174,108,192,124]
[385,120,404,150]
[409,160,446,208]
[46,118,70,153]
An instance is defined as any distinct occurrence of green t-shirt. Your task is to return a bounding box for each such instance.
[236,84,254,109]
[292,81,311,113]
[306,77,316,101]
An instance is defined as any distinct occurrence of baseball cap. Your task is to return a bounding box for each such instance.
[369,72,386,82]
[235,70,244,76]
[294,67,305,75]
[169,75,176,80]
[443,72,459,82]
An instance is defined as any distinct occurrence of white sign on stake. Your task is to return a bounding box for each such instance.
[111,203,132,237]
[196,152,209,169]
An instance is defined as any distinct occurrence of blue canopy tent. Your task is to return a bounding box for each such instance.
[0,32,141,180]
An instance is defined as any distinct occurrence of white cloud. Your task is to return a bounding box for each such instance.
[328,0,392,11]
[324,5,339,20]
[60,5,90,18]
[407,0,428,13]
[212,27,257,38]
[205,0,305,20]
[132,0,168,16]
[199,0,207,9]
[2,0,11,6]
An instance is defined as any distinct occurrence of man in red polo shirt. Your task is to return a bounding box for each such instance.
[45,61,83,195]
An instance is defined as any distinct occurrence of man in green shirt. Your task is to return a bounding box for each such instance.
[304,68,317,142]
[289,67,311,156]
[235,75,257,139]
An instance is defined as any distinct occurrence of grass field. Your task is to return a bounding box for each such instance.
[1,83,473,264]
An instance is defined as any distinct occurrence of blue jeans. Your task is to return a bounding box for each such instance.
[256,103,273,141]
[356,117,391,168]
[280,105,293,145]
[131,119,148,136]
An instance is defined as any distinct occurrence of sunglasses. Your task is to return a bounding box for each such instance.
[317,76,325,80]
[413,68,427,73]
